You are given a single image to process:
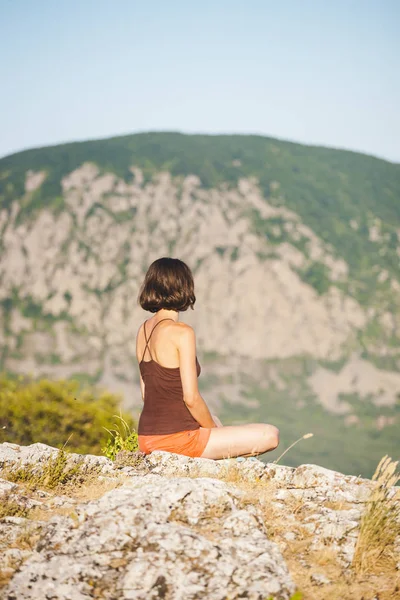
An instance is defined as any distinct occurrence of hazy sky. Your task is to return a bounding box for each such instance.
[1,0,399,162]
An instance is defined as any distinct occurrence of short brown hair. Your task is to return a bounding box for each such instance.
[138,257,196,313]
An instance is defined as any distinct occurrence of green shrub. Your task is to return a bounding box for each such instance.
[296,261,332,295]
[0,375,136,455]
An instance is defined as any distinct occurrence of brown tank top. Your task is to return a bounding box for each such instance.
[138,318,201,435]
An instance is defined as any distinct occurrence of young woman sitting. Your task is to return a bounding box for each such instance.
[136,257,280,460]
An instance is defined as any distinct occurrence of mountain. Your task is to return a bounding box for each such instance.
[0,132,399,477]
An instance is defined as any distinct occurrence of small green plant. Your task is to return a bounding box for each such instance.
[102,414,138,461]
[7,448,84,491]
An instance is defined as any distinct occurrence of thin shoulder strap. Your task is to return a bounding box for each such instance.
[141,318,174,362]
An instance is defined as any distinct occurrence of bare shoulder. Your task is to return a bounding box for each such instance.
[135,322,145,355]
[171,322,196,345]
[135,322,145,340]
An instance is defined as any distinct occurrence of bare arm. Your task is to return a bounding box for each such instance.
[139,372,145,402]
[178,326,217,428]
[136,325,145,402]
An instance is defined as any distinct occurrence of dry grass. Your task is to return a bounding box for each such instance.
[279,514,400,600]
[352,455,400,575]
[169,501,231,542]
[28,505,79,522]
[226,470,400,600]
[0,523,43,588]
[322,499,354,511]
[4,448,85,491]
[11,525,42,551]
[0,449,129,560]
[0,492,30,519]
[0,569,14,589]
[25,469,127,506]
[288,565,400,600]
[70,474,127,501]
[2,449,129,508]
[215,461,253,485]
[0,448,128,502]
[113,450,146,469]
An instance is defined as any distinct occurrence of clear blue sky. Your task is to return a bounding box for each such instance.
[1,0,399,162]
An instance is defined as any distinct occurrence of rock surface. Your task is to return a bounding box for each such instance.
[0,443,399,600]
[5,477,294,600]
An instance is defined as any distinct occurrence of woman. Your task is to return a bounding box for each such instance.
[136,257,279,459]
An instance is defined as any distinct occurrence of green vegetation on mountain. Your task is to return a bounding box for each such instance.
[1,132,399,307]
[0,375,136,455]
[296,261,332,296]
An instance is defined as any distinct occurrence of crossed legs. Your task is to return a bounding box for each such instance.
[200,418,279,460]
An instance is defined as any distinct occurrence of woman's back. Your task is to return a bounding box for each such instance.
[137,318,201,435]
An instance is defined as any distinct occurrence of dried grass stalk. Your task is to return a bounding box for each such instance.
[352,454,400,574]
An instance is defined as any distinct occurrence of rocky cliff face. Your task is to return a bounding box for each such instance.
[0,443,399,599]
[1,164,399,401]
[1,134,399,476]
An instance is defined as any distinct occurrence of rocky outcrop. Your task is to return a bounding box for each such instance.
[1,443,398,599]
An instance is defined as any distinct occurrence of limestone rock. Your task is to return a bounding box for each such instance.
[1,443,398,599]
[0,441,114,475]
[0,477,18,495]
[305,507,362,566]
[4,475,295,600]
[310,572,331,586]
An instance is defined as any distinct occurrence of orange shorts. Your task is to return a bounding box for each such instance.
[138,428,212,458]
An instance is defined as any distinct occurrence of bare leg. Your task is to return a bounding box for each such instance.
[200,423,279,460]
